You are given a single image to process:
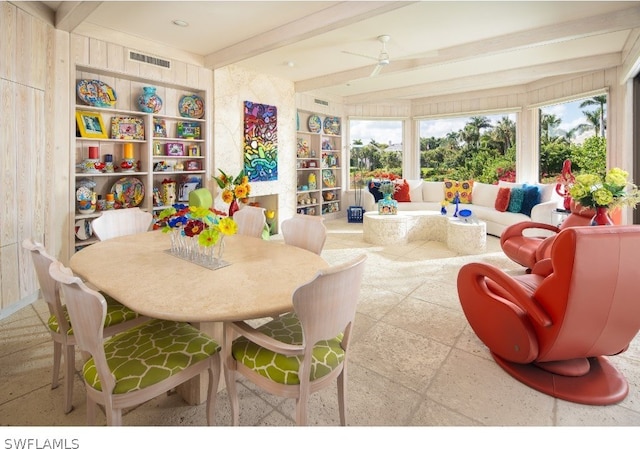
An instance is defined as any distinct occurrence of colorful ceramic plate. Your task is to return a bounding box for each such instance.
[178,95,205,119]
[322,169,336,188]
[308,115,322,133]
[323,116,340,135]
[110,177,145,208]
[76,79,117,107]
[75,219,93,240]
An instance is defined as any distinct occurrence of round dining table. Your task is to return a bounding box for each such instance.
[69,230,329,323]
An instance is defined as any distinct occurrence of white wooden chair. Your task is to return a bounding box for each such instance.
[90,207,153,241]
[233,205,266,238]
[223,254,367,425]
[22,239,149,413]
[48,260,222,426]
[281,214,327,255]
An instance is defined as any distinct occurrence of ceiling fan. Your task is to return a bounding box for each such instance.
[343,35,391,77]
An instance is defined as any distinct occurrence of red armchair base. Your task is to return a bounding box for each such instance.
[492,353,629,405]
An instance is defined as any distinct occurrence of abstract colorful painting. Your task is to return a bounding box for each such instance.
[243,101,278,182]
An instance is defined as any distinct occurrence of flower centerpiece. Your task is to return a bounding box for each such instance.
[213,169,250,217]
[569,167,640,225]
[377,180,399,215]
[157,204,238,269]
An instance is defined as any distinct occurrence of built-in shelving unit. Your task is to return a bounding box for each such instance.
[296,110,342,218]
[71,67,208,254]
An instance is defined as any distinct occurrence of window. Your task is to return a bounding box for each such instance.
[418,113,516,183]
[538,95,607,183]
[348,119,403,189]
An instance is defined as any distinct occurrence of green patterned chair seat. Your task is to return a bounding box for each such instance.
[48,294,140,335]
[232,312,344,385]
[83,319,220,394]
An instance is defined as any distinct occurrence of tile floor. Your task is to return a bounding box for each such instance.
[1,219,640,427]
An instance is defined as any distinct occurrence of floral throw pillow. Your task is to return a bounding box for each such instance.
[444,179,473,204]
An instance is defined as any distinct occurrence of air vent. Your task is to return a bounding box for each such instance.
[128,51,171,69]
[314,98,329,106]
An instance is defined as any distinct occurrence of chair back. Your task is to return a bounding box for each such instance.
[91,207,153,241]
[48,261,114,393]
[281,214,327,255]
[22,239,70,335]
[233,205,266,238]
[293,254,367,349]
[534,226,640,361]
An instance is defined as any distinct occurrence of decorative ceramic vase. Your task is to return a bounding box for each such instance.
[453,192,460,217]
[378,194,398,215]
[161,179,177,206]
[228,199,240,217]
[590,206,613,226]
[440,205,447,215]
[137,86,163,113]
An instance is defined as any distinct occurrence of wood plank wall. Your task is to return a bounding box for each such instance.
[0,3,52,318]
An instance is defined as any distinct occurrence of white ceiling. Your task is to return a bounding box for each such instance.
[40,1,640,102]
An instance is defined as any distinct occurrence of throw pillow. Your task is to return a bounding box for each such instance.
[520,184,541,216]
[443,179,474,204]
[507,187,525,213]
[368,181,383,203]
[495,187,511,212]
[394,179,411,202]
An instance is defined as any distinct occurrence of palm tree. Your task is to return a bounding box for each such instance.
[491,116,516,154]
[540,113,561,142]
[573,109,603,137]
[460,116,492,150]
[579,95,607,137]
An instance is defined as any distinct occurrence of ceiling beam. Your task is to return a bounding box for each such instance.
[203,1,416,69]
[343,53,622,104]
[54,1,103,32]
[297,5,640,92]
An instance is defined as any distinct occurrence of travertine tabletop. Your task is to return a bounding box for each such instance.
[69,230,329,322]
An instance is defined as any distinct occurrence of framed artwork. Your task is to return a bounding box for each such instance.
[165,142,184,156]
[111,117,144,140]
[244,101,278,182]
[177,121,201,138]
[76,111,108,139]
[185,160,202,171]
[187,144,200,157]
[153,118,167,137]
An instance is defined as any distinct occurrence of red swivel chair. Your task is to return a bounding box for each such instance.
[458,226,640,405]
[500,201,595,271]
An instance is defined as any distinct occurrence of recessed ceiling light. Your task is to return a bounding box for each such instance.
[286,61,295,68]
[172,19,189,27]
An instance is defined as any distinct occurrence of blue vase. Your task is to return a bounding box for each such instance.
[137,86,163,113]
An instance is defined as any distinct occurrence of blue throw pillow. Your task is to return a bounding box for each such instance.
[507,187,525,213]
[520,184,541,216]
[368,181,383,203]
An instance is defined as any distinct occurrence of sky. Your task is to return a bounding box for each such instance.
[349,97,601,146]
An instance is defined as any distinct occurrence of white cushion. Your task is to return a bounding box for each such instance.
[472,182,500,208]
[406,179,424,202]
[422,182,445,202]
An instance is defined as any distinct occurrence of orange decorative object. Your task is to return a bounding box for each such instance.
[459,226,640,405]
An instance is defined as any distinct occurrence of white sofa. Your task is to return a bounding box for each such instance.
[361,180,562,237]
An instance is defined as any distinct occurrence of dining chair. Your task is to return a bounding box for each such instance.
[280,214,327,255]
[90,207,153,241]
[22,239,149,414]
[48,260,222,426]
[233,205,267,238]
[223,254,367,425]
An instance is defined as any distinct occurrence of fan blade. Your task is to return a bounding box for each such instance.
[370,64,383,77]
[342,50,378,62]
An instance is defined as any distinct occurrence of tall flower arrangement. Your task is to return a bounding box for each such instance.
[569,168,640,210]
[214,169,251,205]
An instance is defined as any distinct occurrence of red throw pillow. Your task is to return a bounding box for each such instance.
[495,187,511,212]
[394,180,411,202]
